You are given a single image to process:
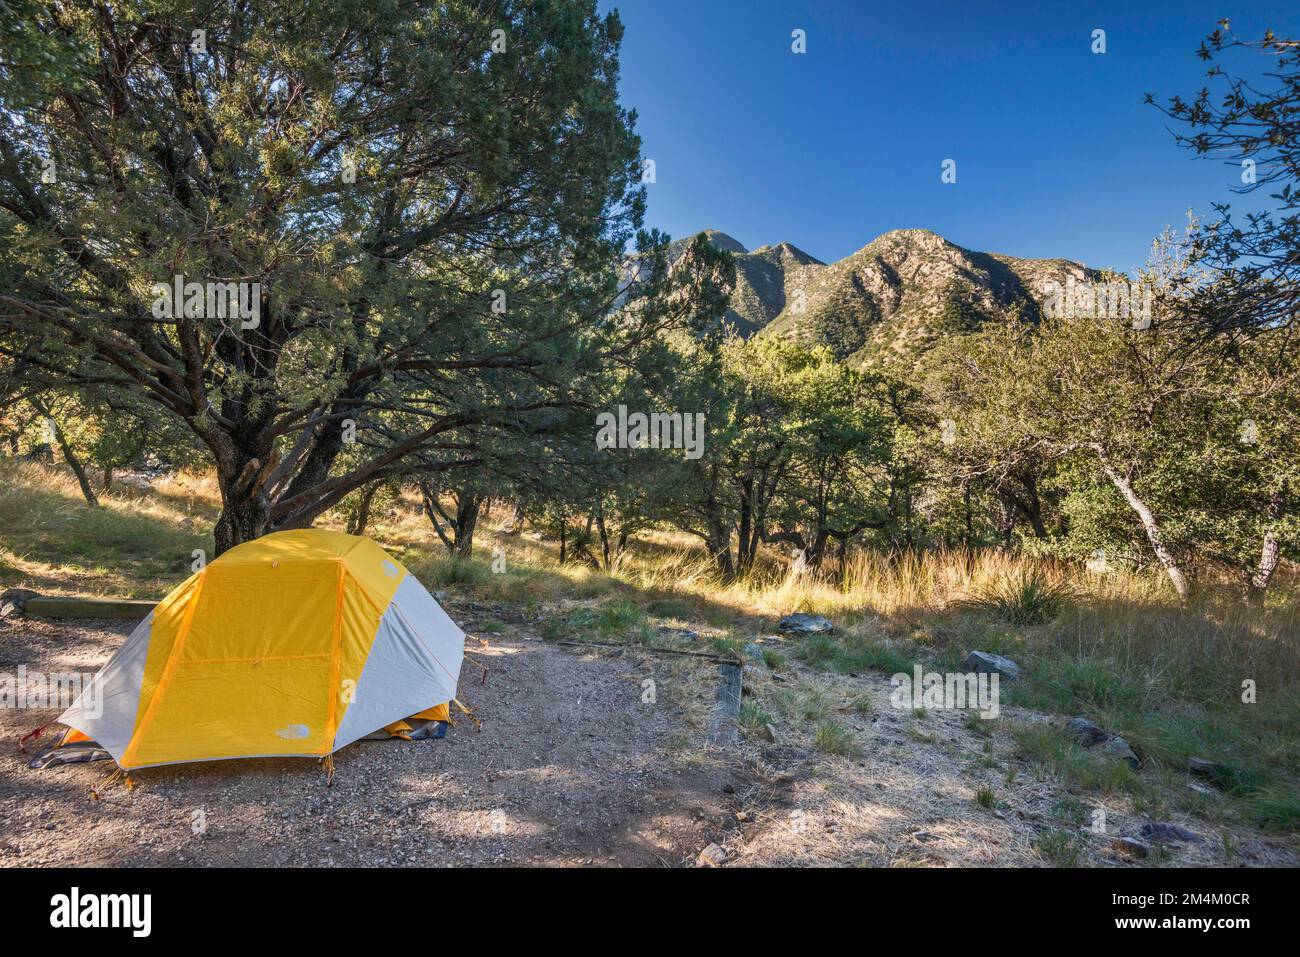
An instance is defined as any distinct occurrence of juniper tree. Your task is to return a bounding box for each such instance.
[0,0,707,553]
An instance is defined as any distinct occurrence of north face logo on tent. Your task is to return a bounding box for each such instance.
[383,560,399,578]
[274,724,310,739]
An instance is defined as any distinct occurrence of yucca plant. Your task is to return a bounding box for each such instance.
[958,567,1076,625]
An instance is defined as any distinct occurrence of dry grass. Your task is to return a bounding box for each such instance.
[3,459,1296,835]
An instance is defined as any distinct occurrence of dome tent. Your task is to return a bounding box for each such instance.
[48,529,464,771]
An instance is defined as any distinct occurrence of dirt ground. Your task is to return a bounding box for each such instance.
[1,604,1295,868]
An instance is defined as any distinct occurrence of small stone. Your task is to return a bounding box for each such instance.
[697,843,728,867]
[1064,716,1109,746]
[1111,837,1151,859]
[433,591,449,603]
[0,588,41,619]
[1139,822,1203,844]
[1188,756,1239,791]
[1101,736,1140,769]
[759,723,778,743]
[656,625,701,641]
[960,651,1024,680]
[777,613,833,635]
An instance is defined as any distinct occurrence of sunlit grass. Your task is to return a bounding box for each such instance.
[3,459,1297,832]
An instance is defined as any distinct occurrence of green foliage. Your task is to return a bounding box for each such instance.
[814,719,860,757]
[958,567,1075,625]
[1033,830,1081,867]
[794,632,914,676]
[1245,784,1300,832]
[0,0,713,553]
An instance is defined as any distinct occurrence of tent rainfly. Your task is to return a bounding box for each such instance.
[45,529,465,772]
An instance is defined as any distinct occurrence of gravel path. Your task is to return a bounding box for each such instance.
[3,611,1293,868]
[0,614,749,867]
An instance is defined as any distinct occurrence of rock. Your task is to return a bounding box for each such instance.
[1139,822,1203,844]
[960,651,1024,680]
[759,723,778,743]
[1064,716,1109,746]
[1188,756,1239,791]
[1110,837,1151,859]
[656,625,701,642]
[1101,736,1140,769]
[696,843,728,867]
[742,642,768,678]
[432,591,449,604]
[777,613,833,635]
[0,589,41,619]
[1063,716,1139,767]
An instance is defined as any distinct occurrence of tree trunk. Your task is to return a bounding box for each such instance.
[963,482,973,571]
[214,493,268,555]
[30,399,98,507]
[102,465,114,492]
[214,451,274,555]
[505,502,526,536]
[1245,486,1285,605]
[708,523,734,581]
[453,493,481,558]
[595,506,612,570]
[1101,464,1190,599]
[737,477,754,574]
[347,482,380,536]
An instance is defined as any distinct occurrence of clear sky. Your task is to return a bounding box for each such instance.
[603,1,1300,273]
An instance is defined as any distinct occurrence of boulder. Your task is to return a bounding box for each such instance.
[777,613,833,635]
[1110,837,1151,859]
[1064,716,1139,768]
[1188,756,1240,791]
[960,651,1024,680]
[1064,716,1109,746]
[0,588,41,619]
[1101,735,1140,769]
[1139,822,1203,844]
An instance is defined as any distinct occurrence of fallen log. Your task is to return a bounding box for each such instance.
[8,593,155,619]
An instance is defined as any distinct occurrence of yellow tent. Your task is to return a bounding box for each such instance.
[51,529,464,771]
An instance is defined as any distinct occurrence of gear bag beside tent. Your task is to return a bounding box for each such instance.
[41,529,464,771]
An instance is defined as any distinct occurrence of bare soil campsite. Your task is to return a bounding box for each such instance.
[2,462,1295,868]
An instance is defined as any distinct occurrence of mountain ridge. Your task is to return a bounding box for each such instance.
[673,227,1097,364]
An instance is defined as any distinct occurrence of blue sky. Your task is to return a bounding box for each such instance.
[604,1,1300,273]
